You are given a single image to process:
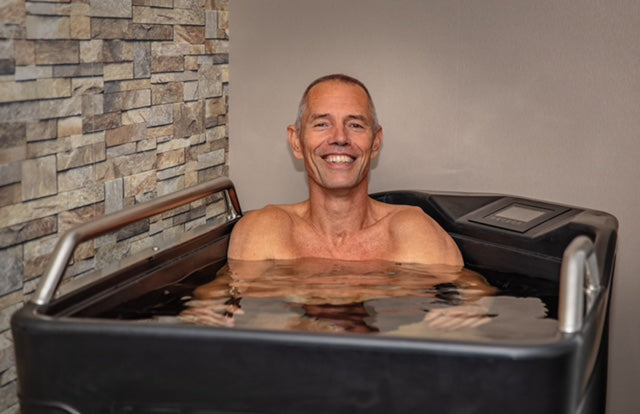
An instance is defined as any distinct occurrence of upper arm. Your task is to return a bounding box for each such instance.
[391,206,463,266]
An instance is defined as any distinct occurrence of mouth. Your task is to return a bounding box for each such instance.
[322,154,355,164]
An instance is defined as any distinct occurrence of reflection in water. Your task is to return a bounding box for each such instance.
[176,259,559,342]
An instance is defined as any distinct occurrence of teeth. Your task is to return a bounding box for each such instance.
[324,154,354,164]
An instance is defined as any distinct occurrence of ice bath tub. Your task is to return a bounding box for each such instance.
[11,178,617,414]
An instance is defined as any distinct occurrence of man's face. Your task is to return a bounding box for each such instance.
[288,81,383,192]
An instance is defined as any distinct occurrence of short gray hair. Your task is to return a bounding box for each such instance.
[294,74,380,133]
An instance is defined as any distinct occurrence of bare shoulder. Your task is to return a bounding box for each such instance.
[385,203,463,266]
[227,204,295,260]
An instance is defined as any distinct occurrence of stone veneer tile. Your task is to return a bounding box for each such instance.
[197,148,225,168]
[0,78,71,103]
[83,112,121,133]
[0,246,22,295]
[58,204,104,235]
[66,183,105,210]
[133,0,173,7]
[25,2,71,16]
[175,25,205,44]
[124,170,157,197]
[23,235,58,280]
[81,94,104,116]
[21,155,57,201]
[104,62,133,81]
[0,191,67,228]
[96,152,157,181]
[157,148,185,170]
[0,163,20,187]
[151,55,183,72]
[70,15,91,40]
[58,165,96,192]
[57,116,83,137]
[133,6,205,25]
[205,96,226,118]
[0,81,36,103]
[148,103,173,126]
[184,55,198,71]
[133,41,151,78]
[0,183,20,208]
[136,137,157,152]
[151,82,183,105]
[104,89,151,112]
[91,18,131,39]
[0,123,25,149]
[57,142,106,171]
[205,10,217,39]
[103,40,134,63]
[106,142,136,158]
[14,40,35,66]
[204,39,228,54]
[131,23,174,41]
[104,178,123,214]
[183,81,198,101]
[53,62,103,78]
[26,15,70,40]
[90,0,133,18]
[174,101,205,138]
[14,65,53,81]
[0,0,25,25]
[35,40,79,65]
[157,137,189,153]
[156,164,185,181]
[218,10,229,38]
[105,79,151,93]
[121,107,149,125]
[0,216,57,249]
[147,125,174,140]
[71,77,104,95]
[175,0,206,8]
[105,123,147,147]
[91,19,173,41]
[26,119,57,142]
[38,96,82,119]
[157,174,184,196]
[79,39,104,63]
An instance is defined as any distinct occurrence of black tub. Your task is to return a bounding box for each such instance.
[11,178,617,414]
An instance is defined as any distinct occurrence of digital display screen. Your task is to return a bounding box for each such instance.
[493,204,548,223]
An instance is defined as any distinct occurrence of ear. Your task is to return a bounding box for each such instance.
[287,125,304,159]
[371,126,383,158]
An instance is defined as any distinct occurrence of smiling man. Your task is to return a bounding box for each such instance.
[228,74,463,266]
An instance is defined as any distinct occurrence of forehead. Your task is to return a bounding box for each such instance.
[305,81,370,113]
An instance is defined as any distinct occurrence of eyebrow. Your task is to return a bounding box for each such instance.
[308,113,370,124]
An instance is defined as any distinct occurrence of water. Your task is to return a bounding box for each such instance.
[107,258,560,343]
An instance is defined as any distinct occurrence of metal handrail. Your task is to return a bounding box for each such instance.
[558,235,601,333]
[32,177,241,306]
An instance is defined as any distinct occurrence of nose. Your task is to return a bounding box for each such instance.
[329,124,350,146]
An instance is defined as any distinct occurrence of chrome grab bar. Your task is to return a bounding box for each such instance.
[33,177,242,306]
[558,235,601,333]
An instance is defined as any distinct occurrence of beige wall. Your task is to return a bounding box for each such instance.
[229,1,640,412]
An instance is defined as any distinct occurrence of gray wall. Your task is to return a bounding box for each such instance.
[229,1,639,412]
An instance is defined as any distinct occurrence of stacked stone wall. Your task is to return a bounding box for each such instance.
[0,1,230,411]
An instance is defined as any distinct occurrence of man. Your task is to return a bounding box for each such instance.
[228,74,462,266]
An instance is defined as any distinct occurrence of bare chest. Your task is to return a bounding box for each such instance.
[287,222,397,261]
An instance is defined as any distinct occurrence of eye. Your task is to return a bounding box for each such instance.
[313,122,329,128]
[348,122,365,129]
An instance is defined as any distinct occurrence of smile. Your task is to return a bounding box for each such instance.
[323,154,355,164]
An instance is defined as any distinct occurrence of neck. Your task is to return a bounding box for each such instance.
[306,180,375,239]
